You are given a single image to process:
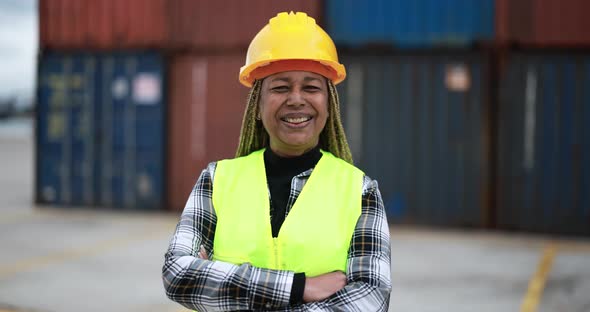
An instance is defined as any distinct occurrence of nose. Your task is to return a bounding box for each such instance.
[286,88,305,107]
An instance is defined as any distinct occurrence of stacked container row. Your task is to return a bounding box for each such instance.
[36,52,164,210]
[42,0,590,51]
[39,0,321,50]
[37,1,590,235]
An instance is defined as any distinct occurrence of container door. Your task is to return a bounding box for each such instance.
[99,52,164,210]
[36,53,98,206]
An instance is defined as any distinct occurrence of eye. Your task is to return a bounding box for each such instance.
[271,85,289,93]
[304,85,321,92]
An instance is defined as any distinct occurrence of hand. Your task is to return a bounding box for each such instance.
[197,245,209,260]
[303,271,347,303]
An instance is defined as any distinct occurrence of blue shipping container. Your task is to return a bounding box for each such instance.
[498,53,590,236]
[337,52,490,227]
[36,52,165,210]
[326,0,495,48]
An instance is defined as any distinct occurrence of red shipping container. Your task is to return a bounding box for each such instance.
[167,53,250,211]
[498,0,590,47]
[39,0,171,50]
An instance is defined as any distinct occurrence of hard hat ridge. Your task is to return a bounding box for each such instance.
[270,11,315,31]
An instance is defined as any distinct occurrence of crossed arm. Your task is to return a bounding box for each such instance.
[162,163,392,311]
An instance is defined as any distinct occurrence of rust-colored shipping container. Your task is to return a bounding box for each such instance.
[39,0,321,50]
[497,0,590,47]
[40,0,170,50]
[167,0,322,50]
[167,53,250,211]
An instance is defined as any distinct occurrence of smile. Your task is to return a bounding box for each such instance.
[280,116,312,124]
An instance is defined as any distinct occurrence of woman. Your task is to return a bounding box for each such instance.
[163,12,391,311]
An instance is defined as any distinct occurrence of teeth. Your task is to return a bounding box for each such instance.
[285,117,310,123]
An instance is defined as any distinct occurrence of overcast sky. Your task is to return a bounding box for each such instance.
[0,0,37,101]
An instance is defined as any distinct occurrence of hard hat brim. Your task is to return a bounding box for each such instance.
[239,59,346,87]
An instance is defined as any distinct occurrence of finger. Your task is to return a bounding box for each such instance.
[198,245,208,259]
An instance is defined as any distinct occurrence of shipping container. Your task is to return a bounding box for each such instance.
[36,52,165,210]
[39,0,321,50]
[167,53,249,211]
[326,0,495,48]
[497,53,590,236]
[336,52,491,227]
[39,0,169,50]
[497,0,590,47]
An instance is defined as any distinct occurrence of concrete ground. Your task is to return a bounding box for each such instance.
[1,118,589,312]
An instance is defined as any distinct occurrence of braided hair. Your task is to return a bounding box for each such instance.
[235,79,354,164]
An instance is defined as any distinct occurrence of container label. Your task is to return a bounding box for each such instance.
[133,73,161,105]
[445,64,471,92]
[111,77,129,100]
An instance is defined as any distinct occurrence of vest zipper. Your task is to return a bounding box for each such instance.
[273,237,279,269]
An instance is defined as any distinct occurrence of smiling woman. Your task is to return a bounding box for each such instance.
[162,11,392,312]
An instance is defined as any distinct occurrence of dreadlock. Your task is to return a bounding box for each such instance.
[235,79,354,164]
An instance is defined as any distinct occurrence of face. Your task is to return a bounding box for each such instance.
[259,71,329,157]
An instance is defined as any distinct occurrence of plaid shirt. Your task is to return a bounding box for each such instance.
[163,161,392,311]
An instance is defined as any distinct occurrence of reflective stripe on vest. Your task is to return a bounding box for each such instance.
[212,149,363,277]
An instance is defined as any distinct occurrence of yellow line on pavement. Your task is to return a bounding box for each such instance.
[520,244,557,312]
[0,229,170,278]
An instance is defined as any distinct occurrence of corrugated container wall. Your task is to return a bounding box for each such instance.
[497,53,590,236]
[36,52,165,210]
[39,0,321,50]
[40,0,168,50]
[326,0,495,48]
[337,52,491,227]
[167,53,249,212]
[497,0,590,47]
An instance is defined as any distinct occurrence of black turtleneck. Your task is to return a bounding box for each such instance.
[263,145,322,305]
[264,146,322,237]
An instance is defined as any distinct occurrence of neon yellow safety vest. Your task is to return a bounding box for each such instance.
[212,149,363,277]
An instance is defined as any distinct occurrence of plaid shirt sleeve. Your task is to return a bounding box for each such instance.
[162,162,295,311]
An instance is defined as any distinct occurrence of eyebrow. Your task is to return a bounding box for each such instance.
[303,76,322,82]
[270,77,291,83]
[270,76,323,83]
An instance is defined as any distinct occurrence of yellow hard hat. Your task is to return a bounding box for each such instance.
[239,12,346,87]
